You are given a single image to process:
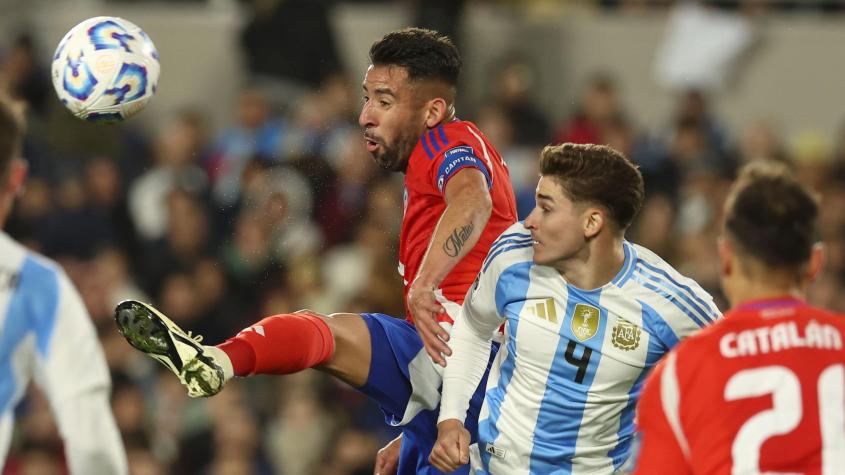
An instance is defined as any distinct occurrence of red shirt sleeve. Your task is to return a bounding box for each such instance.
[422,125,492,196]
[633,357,693,475]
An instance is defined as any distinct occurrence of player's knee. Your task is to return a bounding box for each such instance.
[315,313,372,386]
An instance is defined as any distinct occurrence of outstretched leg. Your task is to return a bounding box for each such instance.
[115,301,481,474]
[114,301,376,396]
[220,310,372,387]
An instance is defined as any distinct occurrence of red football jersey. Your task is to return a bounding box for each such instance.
[634,298,845,475]
[400,120,517,325]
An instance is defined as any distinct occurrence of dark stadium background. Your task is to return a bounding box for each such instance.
[1,0,844,473]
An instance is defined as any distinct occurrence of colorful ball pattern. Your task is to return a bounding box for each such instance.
[51,16,160,123]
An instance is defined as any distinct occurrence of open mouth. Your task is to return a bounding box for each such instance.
[363,131,381,153]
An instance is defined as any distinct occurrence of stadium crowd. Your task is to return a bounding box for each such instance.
[3,2,845,474]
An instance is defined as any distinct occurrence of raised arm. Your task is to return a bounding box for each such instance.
[408,167,492,366]
[35,273,128,475]
[429,272,503,473]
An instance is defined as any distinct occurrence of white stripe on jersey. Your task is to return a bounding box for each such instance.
[660,352,691,459]
[485,265,566,475]
[465,125,495,172]
[571,288,650,474]
[449,222,718,474]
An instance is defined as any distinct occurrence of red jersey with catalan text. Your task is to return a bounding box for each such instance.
[400,120,517,325]
[634,298,845,475]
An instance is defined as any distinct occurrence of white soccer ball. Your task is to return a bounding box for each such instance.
[51,16,160,123]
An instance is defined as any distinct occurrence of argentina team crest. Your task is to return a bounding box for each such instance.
[570,304,600,341]
[612,319,641,351]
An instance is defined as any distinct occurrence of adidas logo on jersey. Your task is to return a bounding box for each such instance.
[485,443,507,459]
[240,325,265,337]
[527,298,559,323]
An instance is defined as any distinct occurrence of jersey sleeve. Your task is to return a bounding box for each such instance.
[438,243,506,424]
[424,126,493,195]
[632,246,722,350]
[32,269,128,474]
[632,353,692,475]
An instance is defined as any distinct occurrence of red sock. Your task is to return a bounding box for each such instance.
[216,313,334,376]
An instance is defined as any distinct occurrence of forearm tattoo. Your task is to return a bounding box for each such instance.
[443,223,475,257]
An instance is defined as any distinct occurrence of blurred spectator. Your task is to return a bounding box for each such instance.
[12,440,64,475]
[554,72,621,147]
[207,90,285,208]
[265,382,335,475]
[128,111,209,242]
[85,157,141,256]
[474,103,538,218]
[125,439,165,475]
[410,0,468,48]
[35,176,115,258]
[318,129,381,244]
[4,7,845,473]
[140,188,213,296]
[245,167,323,266]
[0,34,49,116]
[737,119,789,165]
[240,0,341,95]
[671,89,732,156]
[316,428,380,475]
[489,53,551,146]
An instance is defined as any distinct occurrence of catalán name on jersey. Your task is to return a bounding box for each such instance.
[634,298,845,475]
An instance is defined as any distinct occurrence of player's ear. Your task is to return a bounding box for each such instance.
[718,236,733,277]
[6,158,27,197]
[805,242,824,282]
[584,208,604,239]
[425,97,449,128]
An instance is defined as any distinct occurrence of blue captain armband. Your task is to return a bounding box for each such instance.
[436,146,493,193]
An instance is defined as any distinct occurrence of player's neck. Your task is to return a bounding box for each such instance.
[727,273,805,309]
[558,237,625,291]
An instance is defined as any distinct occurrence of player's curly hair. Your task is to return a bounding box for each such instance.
[369,28,461,87]
[0,95,23,179]
[540,143,644,230]
[725,162,819,268]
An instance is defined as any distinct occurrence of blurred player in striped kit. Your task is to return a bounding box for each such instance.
[115,28,517,474]
[430,143,720,474]
[634,162,844,474]
[0,96,127,473]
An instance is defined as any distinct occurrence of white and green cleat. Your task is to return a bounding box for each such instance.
[114,300,231,398]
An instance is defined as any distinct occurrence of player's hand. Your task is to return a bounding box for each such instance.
[429,419,470,472]
[407,280,451,367]
[374,434,402,475]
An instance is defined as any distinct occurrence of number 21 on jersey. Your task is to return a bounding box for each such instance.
[725,364,845,474]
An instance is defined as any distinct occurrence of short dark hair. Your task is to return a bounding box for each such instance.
[725,162,818,269]
[0,96,22,179]
[368,28,461,86]
[540,143,644,229]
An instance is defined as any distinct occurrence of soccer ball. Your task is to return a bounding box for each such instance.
[51,16,160,123]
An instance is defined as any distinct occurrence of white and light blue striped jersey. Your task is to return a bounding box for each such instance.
[439,222,720,475]
[0,232,127,474]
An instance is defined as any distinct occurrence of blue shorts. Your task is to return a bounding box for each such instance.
[359,313,495,475]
